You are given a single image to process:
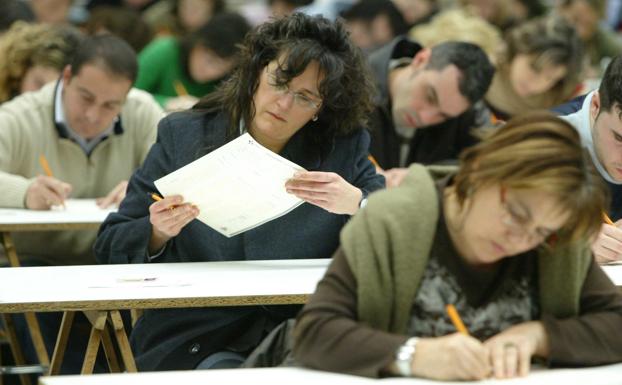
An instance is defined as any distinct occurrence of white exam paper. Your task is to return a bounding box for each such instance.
[154,133,305,237]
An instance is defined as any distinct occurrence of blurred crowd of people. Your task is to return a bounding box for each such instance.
[0,0,620,115]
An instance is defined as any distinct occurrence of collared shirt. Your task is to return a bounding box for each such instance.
[54,80,116,155]
[560,91,621,185]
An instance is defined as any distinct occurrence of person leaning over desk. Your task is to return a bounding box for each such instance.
[554,56,622,264]
[0,34,164,266]
[95,13,385,371]
[294,112,622,381]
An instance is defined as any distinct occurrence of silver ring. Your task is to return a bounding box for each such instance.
[503,342,518,349]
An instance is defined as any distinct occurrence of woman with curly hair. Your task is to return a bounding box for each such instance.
[0,22,82,103]
[95,13,384,371]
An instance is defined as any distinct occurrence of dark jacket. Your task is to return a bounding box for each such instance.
[94,109,385,371]
[553,95,622,220]
[366,38,482,169]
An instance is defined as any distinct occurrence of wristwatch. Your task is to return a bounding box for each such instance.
[395,337,419,377]
[359,191,368,208]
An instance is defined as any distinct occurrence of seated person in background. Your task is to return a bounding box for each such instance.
[0,21,83,104]
[340,0,409,54]
[85,5,154,53]
[294,112,622,380]
[460,0,545,32]
[554,55,622,264]
[30,0,72,25]
[559,0,622,77]
[0,0,35,34]
[392,0,439,28]
[141,0,225,37]
[367,36,494,186]
[135,12,250,112]
[95,13,385,371]
[0,34,164,266]
[409,8,502,61]
[485,16,584,120]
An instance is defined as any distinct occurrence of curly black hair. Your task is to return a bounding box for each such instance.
[195,12,376,152]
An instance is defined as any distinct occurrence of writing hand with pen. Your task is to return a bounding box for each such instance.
[408,305,548,380]
[148,194,199,254]
[25,155,72,210]
[591,214,622,264]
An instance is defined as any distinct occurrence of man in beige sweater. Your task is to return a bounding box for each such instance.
[0,34,164,265]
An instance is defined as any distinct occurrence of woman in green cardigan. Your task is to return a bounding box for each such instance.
[293,112,622,380]
[135,11,250,111]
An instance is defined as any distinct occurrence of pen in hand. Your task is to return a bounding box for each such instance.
[446,304,469,335]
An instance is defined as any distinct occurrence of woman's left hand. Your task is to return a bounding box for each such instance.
[483,321,549,379]
[285,171,362,215]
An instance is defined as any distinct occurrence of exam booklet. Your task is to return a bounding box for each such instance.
[154,133,305,237]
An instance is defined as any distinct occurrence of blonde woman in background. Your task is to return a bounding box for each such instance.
[0,22,82,103]
[485,16,584,119]
[409,8,502,61]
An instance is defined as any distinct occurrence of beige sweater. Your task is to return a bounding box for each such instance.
[0,82,165,265]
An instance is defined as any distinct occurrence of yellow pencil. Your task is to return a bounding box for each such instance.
[150,193,163,202]
[39,154,54,177]
[173,80,188,96]
[446,304,469,335]
[604,212,615,226]
[367,154,383,170]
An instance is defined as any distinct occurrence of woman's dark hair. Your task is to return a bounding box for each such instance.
[85,6,154,53]
[195,13,376,152]
[179,12,250,81]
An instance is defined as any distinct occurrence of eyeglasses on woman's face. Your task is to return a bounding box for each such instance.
[266,70,322,111]
[499,186,555,245]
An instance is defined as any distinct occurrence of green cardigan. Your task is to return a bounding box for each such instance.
[135,37,219,107]
[340,164,593,334]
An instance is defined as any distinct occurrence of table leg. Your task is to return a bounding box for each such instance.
[80,311,107,375]
[48,311,75,375]
[109,311,137,372]
[1,232,21,268]
[1,232,50,369]
[22,313,49,367]
[1,314,32,385]
[100,323,120,373]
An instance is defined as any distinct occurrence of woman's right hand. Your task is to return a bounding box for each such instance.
[148,195,199,253]
[411,333,491,381]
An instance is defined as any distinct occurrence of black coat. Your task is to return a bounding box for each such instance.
[94,109,385,370]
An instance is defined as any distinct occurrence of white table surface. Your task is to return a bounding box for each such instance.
[37,364,622,385]
[0,199,113,227]
[0,259,330,312]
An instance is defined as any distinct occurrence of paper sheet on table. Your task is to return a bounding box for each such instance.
[0,199,114,224]
[154,133,305,237]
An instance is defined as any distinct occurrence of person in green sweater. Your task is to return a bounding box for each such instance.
[294,112,622,380]
[136,11,250,111]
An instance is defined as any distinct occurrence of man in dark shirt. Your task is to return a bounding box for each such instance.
[554,55,622,264]
[367,37,494,186]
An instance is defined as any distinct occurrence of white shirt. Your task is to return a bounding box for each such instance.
[561,91,621,185]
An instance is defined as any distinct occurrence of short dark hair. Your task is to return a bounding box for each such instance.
[196,13,376,151]
[0,0,35,32]
[69,34,138,83]
[180,12,251,60]
[85,6,154,53]
[341,0,409,36]
[599,56,622,115]
[426,41,495,104]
